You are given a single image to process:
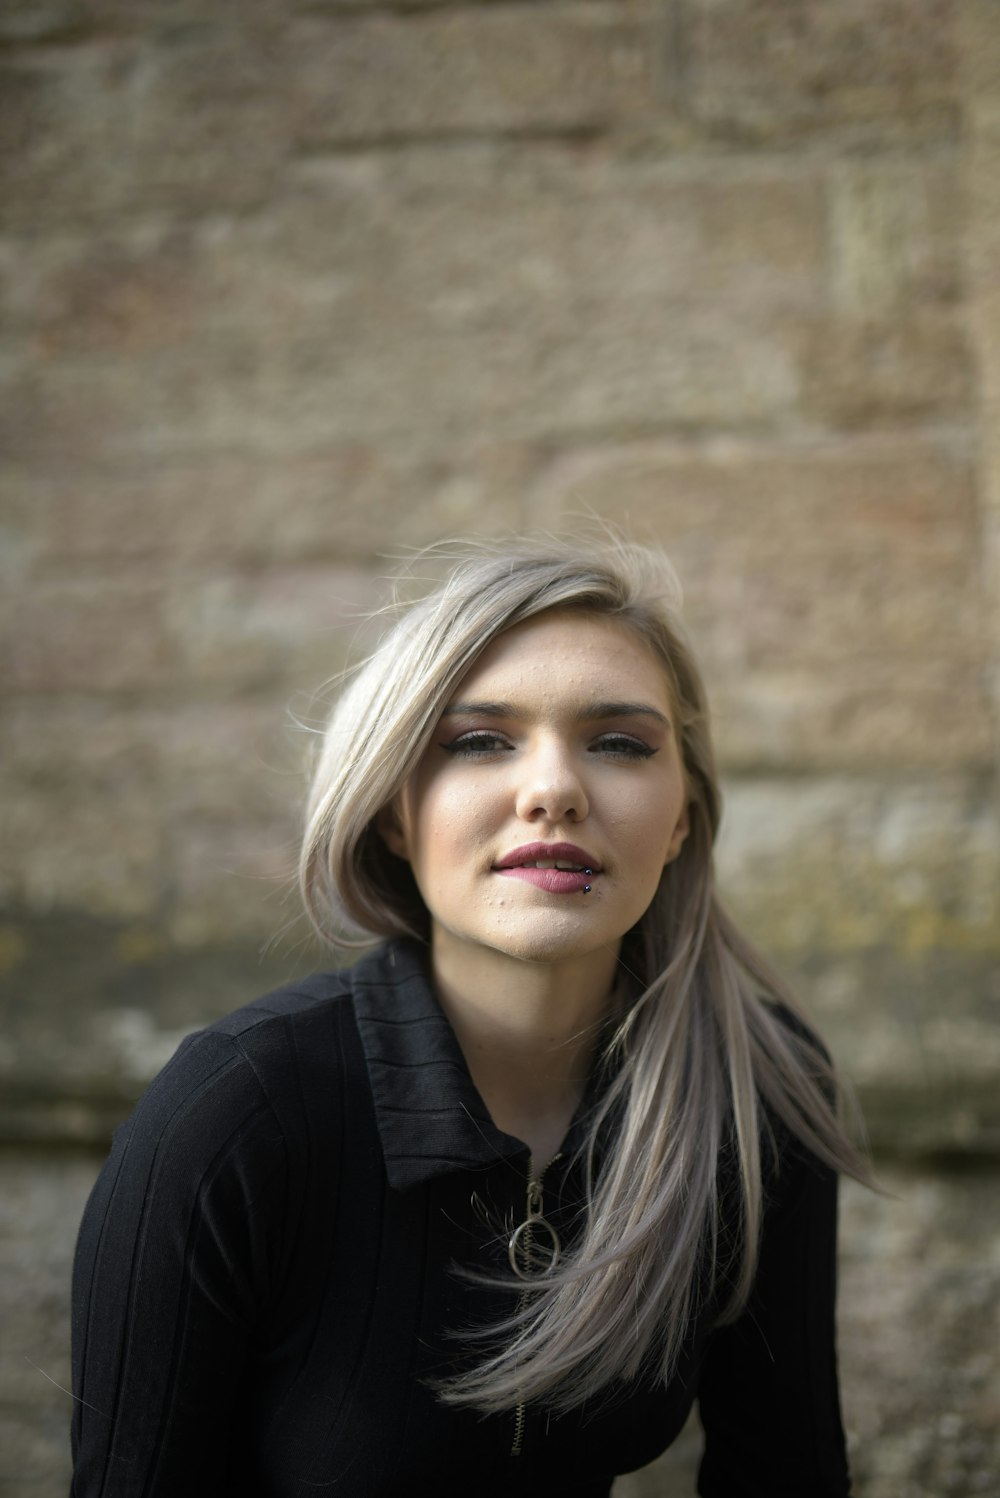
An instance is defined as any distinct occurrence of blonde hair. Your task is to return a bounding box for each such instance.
[300,537,870,1413]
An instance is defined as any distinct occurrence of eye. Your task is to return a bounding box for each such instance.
[439,730,513,758]
[590,733,658,762]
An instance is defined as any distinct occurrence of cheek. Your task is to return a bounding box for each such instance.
[406,781,484,875]
[624,786,687,874]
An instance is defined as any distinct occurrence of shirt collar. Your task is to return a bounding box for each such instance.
[350,939,529,1191]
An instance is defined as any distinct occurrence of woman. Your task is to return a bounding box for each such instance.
[71,539,868,1496]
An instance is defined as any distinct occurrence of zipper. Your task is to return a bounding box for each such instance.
[510,1396,528,1459]
[509,1153,562,1458]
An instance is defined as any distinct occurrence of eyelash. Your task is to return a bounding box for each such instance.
[438,731,510,759]
[594,734,657,761]
[440,731,657,762]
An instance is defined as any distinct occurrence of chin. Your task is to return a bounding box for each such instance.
[480,916,623,967]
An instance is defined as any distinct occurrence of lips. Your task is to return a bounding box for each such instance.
[492,842,601,894]
[494,842,602,874]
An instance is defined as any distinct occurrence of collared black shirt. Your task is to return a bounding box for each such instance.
[71,940,851,1496]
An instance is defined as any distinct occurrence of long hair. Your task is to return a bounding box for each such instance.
[299,537,870,1412]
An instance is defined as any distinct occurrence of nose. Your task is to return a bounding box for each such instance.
[514,737,589,824]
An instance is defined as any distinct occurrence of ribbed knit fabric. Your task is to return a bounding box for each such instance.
[71,939,851,1496]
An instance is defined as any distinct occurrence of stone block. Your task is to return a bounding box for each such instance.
[0,1,87,44]
[0,0,296,38]
[959,1,1000,742]
[717,773,1000,1152]
[0,694,306,925]
[0,33,288,229]
[0,783,163,920]
[800,311,972,427]
[164,563,388,689]
[0,913,327,1130]
[530,434,991,769]
[836,1166,1000,1496]
[0,224,207,356]
[0,4,667,228]
[0,700,166,919]
[0,444,532,566]
[0,695,296,816]
[688,0,961,144]
[0,554,394,694]
[1,572,175,692]
[827,153,961,316]
[708,663,991,774]
[287,2,665,144]
[0,350,205,463]
[0,1150,100,1496]
[717,774,1000,961]
[166,816,301,947]
[0,46,135,229]
[2,149,827,459]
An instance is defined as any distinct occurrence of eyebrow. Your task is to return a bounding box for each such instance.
[442,699,672,728]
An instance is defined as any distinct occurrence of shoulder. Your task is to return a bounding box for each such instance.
[111,964,376,1175]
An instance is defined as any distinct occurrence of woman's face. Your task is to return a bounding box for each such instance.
[381,610,691,974]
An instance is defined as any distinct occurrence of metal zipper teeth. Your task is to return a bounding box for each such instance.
[509,1152,561,1459]
[510,1394,528,1458]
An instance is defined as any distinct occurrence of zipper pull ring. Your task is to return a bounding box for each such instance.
[508,1169,561,1280]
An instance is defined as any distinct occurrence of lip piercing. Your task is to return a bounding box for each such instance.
[582,868,593,894]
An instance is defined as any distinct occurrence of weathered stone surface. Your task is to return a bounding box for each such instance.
[0,563,384,694]
[0,45,140,227]
[717,774,1000,1154]
[0,38,286,228]
[0,5,666,230]
[4,142,967,462]
[960,0,1000,752]
[165,564,386,687]
[718,775,1000,959]
[1,572,176,692]
[0,697,300,927]
[0,1149,98,1498]
[827,154,961,317]
[0,917,324,1139]
[812,151,970,417]
[0,447,531,564]
[0,694,309,936]
[288,3,665,144]
[0,788,164,922]
[688,0,961,144]
[801,310,972,427]
[839,1166,1000,1495]
[0,150,829,457]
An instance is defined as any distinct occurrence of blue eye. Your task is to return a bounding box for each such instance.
[592,734,657,761]
[440,731,512,758]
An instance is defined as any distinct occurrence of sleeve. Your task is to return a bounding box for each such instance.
[70,1029,289,1496]
[695,1146,851,1498]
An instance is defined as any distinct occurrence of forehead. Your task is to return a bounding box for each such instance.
[451,610,673,708]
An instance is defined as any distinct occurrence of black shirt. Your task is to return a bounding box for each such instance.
[71,939,851,1495]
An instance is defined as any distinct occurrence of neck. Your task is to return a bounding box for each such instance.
[428,936,621,1167]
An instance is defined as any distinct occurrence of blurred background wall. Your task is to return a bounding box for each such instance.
[1,2,999,1493]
